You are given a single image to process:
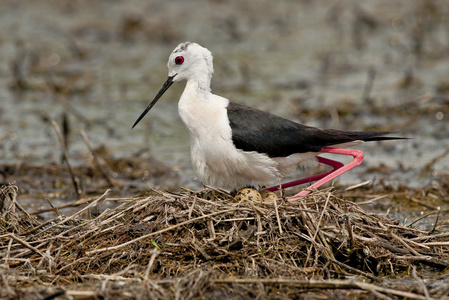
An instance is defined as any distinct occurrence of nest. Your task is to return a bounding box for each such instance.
[1,183,449,299]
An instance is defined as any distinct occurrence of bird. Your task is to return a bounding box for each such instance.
[132,42,404,199]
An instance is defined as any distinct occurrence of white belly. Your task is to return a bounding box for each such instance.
[190,140,282,190]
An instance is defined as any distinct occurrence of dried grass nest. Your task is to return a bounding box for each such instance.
[1,183,449,299]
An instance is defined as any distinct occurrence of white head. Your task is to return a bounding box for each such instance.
[132,42,214,128]
[167,42,214,83]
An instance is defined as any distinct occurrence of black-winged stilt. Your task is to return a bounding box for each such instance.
[132,42,404,199]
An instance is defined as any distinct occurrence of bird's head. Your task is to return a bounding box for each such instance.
[167,42,214,83]
[132,42,213,129]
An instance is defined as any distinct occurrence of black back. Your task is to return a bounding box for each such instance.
[227,102,402,158]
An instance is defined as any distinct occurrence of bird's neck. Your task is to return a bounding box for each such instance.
[190,75,211,92]
[183,78,212,102]
[178,76,226,135]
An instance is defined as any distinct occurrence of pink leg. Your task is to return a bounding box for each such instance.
[290,147,364,200]
[264,147,364,200]
[264,156,344,192]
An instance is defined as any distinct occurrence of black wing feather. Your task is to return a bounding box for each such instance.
[227,102,403,158]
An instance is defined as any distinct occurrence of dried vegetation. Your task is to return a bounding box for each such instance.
[1,179,449,299]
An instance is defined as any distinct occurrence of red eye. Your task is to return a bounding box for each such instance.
[175,56,184,65]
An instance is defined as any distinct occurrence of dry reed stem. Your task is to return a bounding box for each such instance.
[51,120,81,197]
[80,129,114,187]
[214,278,432,300]
[28,196,101,215]
[7,233,46,259]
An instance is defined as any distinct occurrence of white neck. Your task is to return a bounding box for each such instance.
[180,78,211,106]
[178,78,228,135]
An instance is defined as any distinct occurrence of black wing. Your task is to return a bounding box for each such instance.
[227,102,402,158]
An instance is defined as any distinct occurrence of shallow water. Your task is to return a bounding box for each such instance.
[1,0,448,192]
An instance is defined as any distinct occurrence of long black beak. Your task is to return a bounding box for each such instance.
[132,75,176,129]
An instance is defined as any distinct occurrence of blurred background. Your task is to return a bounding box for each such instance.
[1,0,448,205]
